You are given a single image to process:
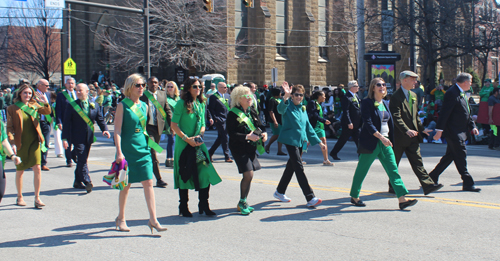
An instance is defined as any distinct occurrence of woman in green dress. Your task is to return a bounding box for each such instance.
[113,73,167,234]
[307,91,334,166]
[165,81,180,167]
[171,77,221,217]
[6,83,51,208]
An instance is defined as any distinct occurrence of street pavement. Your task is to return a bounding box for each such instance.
[1,126,499,260]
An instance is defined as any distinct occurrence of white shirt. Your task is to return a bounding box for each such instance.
[147,90,158,126]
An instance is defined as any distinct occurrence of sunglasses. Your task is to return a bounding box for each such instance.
[135,83,146,88]
[376,83,387,87]
[167,86,174,88]
[240,94,253,99]
[189,76,199,80]
[192,85,201,89]
[293,93,304,97]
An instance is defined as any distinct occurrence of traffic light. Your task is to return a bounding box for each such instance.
[243,0,253,8]
[203,0,213,12]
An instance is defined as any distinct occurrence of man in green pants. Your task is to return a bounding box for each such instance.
[389,71,443,195]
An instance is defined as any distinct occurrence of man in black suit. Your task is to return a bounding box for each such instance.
[56,77,77,168]
[208,82,233,162]
[36,79,52,171]
[140,76,172,188]
[62,83,110,193]
[429,72,481,192]
[389,71,443,195]
[330,81,361,160]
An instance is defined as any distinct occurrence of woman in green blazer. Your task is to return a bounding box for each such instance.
[273,82,326,207]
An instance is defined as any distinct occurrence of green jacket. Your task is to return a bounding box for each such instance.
[277,98,321,148]
[479,86,494,102]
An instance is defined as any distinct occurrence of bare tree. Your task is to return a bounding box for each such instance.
[95,0,227,73]
[4,1,61,81]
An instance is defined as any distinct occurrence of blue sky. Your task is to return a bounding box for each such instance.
[0,0,63,27]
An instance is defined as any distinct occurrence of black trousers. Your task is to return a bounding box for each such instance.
[146,124,163,182]
[209,121,230,159]
[65,142,73,165]
[0,162,5,203]
[392,138,435,189]
[40,121,51,167]
[330,124,359,156]
[73,143,92,185]
[489,126,500,148]
[277,145,315,202]
[429,138,474,187]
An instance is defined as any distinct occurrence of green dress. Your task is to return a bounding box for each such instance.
[16,111,41,171]
[172,99,221,190]
[121,100,153,183]
[313,100,326,138]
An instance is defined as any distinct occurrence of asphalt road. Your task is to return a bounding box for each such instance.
[1,126,499,260]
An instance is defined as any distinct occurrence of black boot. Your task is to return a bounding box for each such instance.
[178,189,192,217]
[198,186,216,216]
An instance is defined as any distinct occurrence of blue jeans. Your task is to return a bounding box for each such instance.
[167,134,175,159]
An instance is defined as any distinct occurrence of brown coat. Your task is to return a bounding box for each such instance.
[7,102,52,149]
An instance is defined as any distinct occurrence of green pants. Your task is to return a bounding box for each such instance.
[350,140,409,198]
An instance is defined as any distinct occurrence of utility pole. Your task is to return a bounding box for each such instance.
[357,0,366,87]
[144,0,150,78]
[409,0,416,72]
[381,0,388,51]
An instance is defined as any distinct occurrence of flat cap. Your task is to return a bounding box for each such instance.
[399,70,419,80]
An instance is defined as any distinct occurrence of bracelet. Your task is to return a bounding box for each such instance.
[182,135,188,141]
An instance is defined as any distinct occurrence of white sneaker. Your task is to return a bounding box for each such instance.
[273,191,291,202]
[306,197,322,207]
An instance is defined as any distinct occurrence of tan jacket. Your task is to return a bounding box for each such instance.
[7,102,52,149]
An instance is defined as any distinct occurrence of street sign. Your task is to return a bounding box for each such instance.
[271,67,278,84]
[45,0,65,8]
[64,58,77,75]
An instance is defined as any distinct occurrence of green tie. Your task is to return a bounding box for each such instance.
[82,100,89,114]
[408,93,413,115]
[460,92,470,113]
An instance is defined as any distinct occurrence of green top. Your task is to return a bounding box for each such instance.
[277,99,321,148]
[167,95,180,114]
[479,85,494,102]
[0,121,7,163]
[102,95,113,107]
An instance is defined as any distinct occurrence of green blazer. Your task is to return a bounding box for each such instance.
[277,99,321,148]
[389,88,424,144]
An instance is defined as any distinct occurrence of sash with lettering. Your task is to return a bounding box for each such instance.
[67,99,97,143]
[143,91,169,133]
[38,91,54,125]
[14,101,47,153]
[214,93,229,110]
[122,98,163,153]
[230,107,265,155]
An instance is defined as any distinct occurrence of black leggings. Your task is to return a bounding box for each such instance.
[0,162,5,204]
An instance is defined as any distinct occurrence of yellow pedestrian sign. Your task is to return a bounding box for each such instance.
[64,58,77,75]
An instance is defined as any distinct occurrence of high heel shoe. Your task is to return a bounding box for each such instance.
[198,202,216,216]
[16,197,26,206]
[115,217,131,232]
[147,221,167,234]
[34,200,45,209]
[179,206,193,217]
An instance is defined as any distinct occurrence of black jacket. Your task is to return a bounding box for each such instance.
[227,106,266,155]
[208,93,229,124]
[306,100,328,128]
[62,99,108,145]
[178,145,209,191]
[341,91,361,127]
[358,99,394,154]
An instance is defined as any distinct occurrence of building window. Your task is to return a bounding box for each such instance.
[318,0,328,60]
[276,0,287,57]
[235,0,248,58]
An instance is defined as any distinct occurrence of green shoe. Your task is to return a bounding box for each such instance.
[237,201,251,215]
[244,202,254,212]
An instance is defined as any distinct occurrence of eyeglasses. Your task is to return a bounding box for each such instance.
[293,93,304,97]
[192,85,201,89]
[352,85,359,88]
[375,83,387,87]
[189,76,199,80]
[167,85,174,88]
[240,94,253,99]
[135,83,146,88]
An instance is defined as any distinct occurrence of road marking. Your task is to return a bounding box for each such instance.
[88,161,500,210]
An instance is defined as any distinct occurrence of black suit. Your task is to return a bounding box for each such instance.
[429,84,477,187]
[37,90,51,167]
[56,90,77,165]
[389,88,435,189]
[208,93,230,159]
[330,91,361,156]
[62,99,108,185]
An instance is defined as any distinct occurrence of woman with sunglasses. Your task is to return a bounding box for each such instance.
[226,86,267,215]
[171,78,221,217]
[307,90,333,166]
[349,78,417,210]
[165,81,180,167]
[113,73,167,233]
[273,82,326,207]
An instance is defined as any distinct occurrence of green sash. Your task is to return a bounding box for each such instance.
[314,100,324,130]
[62,90,75,103]
[143,91,169,133]
[15,101,47,153]
[215,93,229,110]
[230,107,265,155]
[68,99,97,143]
[122,98,163,153]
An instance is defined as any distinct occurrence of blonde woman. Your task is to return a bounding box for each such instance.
[113,73,167,233]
